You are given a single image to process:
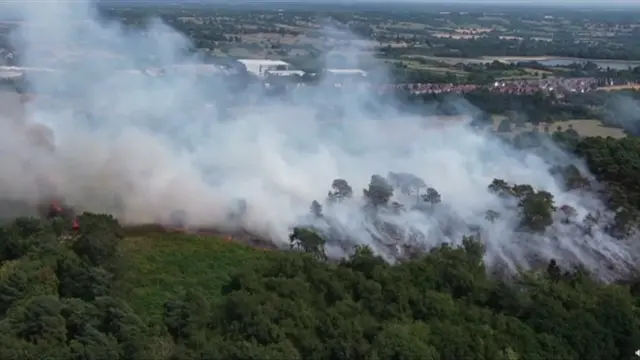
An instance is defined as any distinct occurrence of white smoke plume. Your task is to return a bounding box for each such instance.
[0,0,637,279]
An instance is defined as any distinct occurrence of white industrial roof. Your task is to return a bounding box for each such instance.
[237,59,290,66]
[326,69,367,76]
[266,70,305,76]
[0,71,22,79]
[237,59,292,77]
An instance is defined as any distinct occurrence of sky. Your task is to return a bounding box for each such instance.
[121,0,640,9]
[96,0,640,4]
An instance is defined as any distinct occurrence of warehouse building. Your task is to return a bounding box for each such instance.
[265,69,305,77]
[325,69,367,77]
[323,68,368,86]
[236,59,293,78]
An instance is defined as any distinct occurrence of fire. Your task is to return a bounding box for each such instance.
[47,200,80,232]
[71,217,79,231]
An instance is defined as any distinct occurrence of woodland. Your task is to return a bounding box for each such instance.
[1,134,640,360]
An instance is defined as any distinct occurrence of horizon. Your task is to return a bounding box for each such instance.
[95,0,640,10]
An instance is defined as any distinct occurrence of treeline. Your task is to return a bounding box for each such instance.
[380,33,640,62]
[386,59,640,86]
[2,211,640,359]
[393,89,595,124]
[0,213,155,359]
[1,137,640,359]
[393,88,640,133]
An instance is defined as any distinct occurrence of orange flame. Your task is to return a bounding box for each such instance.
[71,217,79,231]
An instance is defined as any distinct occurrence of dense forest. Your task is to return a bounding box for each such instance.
[1,133,640,359]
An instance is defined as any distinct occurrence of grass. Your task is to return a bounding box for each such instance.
[117,231,270,321]
[561,119,626,138]
[388,58,469,74]
[491,116,627,139]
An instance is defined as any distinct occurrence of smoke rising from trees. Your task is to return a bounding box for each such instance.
[0,0,637,279]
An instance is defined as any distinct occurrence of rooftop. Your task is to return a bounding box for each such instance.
[326,68,367,76]
[266,70,305,76]
[237,59,290,66]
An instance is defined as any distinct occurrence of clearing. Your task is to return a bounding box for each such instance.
[492,117,626,139]
[559,119,626,138]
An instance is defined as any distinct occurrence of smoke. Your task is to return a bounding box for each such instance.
[0,0,637,279]
[603,94,640,136]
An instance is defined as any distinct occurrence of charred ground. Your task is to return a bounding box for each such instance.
[10,130,640,277]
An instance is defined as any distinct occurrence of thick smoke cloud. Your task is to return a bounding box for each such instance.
[0,0,637,279]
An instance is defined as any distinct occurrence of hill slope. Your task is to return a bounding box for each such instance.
[117,230,272,320]
[2,135,640,359]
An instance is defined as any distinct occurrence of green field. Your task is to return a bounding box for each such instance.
[491,116,627,139]
[117,231,271,320]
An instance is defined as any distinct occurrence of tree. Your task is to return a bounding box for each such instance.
[583,212,600,236]
[92,297,151,359]
[610,208,637,239]
[56,253,113,301]
[518,190,556,232]
[387,172,426,198]
[289,227,327,260]
[488,179,512,198]
[164,290,210,345]
[72,215,121,269]
[559,204,578,224]
[369,322,439,360]
[67,326,122,360]
[363,175,393,207]
[11,295,67,345]
[310,200,323,218]
[421,187,442,205]
[546,259,562,281]
[0,218,54,262]
[485,209,500,223]
[327,179,353,203]
[512,184,535,199]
